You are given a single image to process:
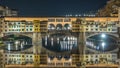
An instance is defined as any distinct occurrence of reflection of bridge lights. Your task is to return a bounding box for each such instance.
[47,35,49,37]
[52,27,55,30]
[68,37,70,40]
[101,33,106,38]
[86,33,118,52]
[70,37,72,40]
[43,34,77,52]
[15,41,19,44]
[97,46,99,50]
[8,43,11,50]
[102,42,105,49]
[15,41,20,50]
[45,36,47,40]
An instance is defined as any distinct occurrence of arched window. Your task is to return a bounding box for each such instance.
[56,24,62,30]
[64,24,71,30]
[48,24,55,30]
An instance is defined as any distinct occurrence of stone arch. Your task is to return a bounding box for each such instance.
[16,34,33,39]
[86,32,119,52]
[48,24,55,30]
[4,33,33,39]
[86,47,118,53]
[64,23,71,30]
[56,24,63,30]
[86,32,119,39]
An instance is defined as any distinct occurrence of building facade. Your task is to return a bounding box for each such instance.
[5,53,40,65]
[4,53,118,68]
[0,17,119,34]
[84,53,117,65]
[0,16,119,68]
[0,6,17,16]
[0,50,5,68]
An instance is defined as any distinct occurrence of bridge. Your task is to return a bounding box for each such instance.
[0,16,119,53]
[0,16,120,68]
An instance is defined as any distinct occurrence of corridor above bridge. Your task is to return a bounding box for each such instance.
[0,16,119,34]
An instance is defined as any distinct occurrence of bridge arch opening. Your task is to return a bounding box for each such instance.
[42,33,77,52]
[48,24,55,30]
[2,34,32,51]
[86,33,118,52]
[56,24,63,30]
[64,24,71,30]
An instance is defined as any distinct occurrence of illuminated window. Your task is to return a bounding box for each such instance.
[30,29,32,31]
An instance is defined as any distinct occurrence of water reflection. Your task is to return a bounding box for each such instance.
[86,34,118,52]
[3,35,32,51]
[42,33,77,52]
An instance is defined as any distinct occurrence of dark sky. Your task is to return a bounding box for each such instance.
[0,0,108,16]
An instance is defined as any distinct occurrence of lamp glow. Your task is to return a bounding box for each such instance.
[102,42,105,49]
[101,33,106,38]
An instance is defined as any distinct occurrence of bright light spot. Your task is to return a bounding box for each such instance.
[15,41,19,44]
[102,42,105,48]
[8,43,11,50]
[69,58,72,62]
[101,33,106,38]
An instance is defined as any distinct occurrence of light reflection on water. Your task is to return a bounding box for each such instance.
[4,36,32,51]
[42,33,77,52]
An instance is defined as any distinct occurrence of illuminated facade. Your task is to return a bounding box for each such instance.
[0,6,18,16]
[4,53,118,67]
[84,53,117,65]
[5,53,41,65]
[0,16,119,68]
[33,20,40,32]
[0,50,4,68]
[7,21,33,32]
[0,17,119,34]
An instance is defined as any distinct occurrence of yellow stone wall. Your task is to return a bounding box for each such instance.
[33,20,40,32]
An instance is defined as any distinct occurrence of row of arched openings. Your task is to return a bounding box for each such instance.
[48,24,71,30]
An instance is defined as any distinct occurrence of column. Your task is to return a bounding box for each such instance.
[78,24,86,68]
[32,33,42,54]
[37,33,42,54]
[32,33,37,54]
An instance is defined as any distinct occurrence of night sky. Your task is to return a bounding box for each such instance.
[0,0,108,16]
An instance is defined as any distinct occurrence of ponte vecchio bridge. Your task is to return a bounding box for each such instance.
[0,16,120,68]
[0,17,119,52]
